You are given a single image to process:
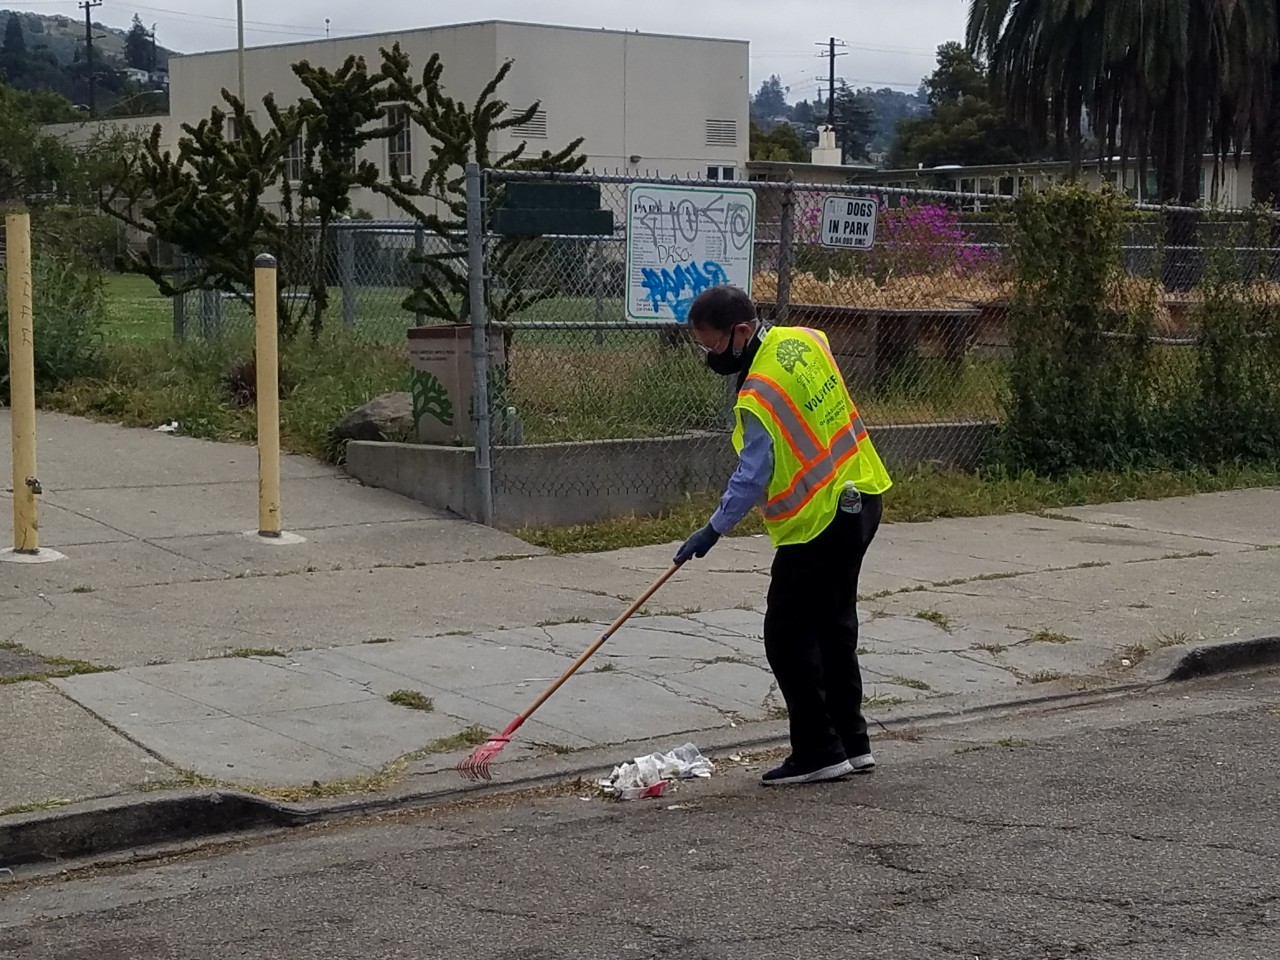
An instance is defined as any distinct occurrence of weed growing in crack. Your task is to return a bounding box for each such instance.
[594,662,619,673]
[972,642,1007,654]
[890,676,931,690]
[864,693,906,708]
[386,690,435,712]
[915,610,953,631]
[1030,670,1064,683]
[1027,630,1074,645]
[222,648,285,659]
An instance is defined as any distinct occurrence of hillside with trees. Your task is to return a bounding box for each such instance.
[0,9,177,117]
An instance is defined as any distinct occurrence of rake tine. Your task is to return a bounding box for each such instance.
[455,562,683,782]
[457,731,513,781]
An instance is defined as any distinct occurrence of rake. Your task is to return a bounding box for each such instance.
[458,561,683,781]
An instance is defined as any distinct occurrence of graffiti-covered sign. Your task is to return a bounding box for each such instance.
[625,183,756,322]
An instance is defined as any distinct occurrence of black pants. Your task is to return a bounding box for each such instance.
[763,493,882,765]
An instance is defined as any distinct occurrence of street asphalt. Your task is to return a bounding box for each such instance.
[2,668,1276,959]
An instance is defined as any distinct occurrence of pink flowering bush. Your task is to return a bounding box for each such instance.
[792,197,997,282]
[870,201,996,278]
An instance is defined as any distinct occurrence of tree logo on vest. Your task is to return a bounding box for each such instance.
[775,338,812,375]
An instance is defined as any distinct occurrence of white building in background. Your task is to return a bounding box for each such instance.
[747,154,1255,209]
[157,19,749,219]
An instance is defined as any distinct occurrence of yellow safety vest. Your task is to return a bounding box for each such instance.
[732,325,893,547]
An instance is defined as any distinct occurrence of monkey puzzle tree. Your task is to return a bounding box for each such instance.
[374,43,587,324]
[101,96,299,323]
[269,55,396,336]
[101,58,396,336]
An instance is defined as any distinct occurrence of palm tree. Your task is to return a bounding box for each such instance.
[967,0,1276,205]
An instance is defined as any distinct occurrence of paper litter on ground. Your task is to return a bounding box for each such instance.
[598,742,715,800]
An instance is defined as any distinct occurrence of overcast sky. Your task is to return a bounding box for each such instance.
[69,0,968,97]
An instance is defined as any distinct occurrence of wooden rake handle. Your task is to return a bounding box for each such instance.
[517,562,683,723]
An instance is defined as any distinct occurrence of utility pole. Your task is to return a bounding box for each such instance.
[814,36,848,126]
[236,0,245,105]
[149,22,157,73]
[80,0,103,118]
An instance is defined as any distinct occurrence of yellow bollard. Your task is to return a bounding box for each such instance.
[6,211,39,554]
[254,253,282,538]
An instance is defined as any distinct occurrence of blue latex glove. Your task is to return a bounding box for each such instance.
[674,523,720,564]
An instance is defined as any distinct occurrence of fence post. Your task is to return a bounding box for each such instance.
[172,253,186,342]
[413,225,426,326]
[776,177,796,324]
[2,211,60,563]
[339,220,356,327]
[200,286,217,339]
[465,162,495,527]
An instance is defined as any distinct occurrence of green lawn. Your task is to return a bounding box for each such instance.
[103,273,174,342]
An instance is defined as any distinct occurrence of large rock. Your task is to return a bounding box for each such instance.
[332,392,414,442]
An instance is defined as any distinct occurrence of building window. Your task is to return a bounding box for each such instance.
[510,108,548,139]
[386,104,412,178]
[705,119,738,147]
[707,166,735,181]
[285,137,304,183]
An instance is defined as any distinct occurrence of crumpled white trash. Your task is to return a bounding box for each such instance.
[598,742,715,800]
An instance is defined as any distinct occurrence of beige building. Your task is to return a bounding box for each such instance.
[164,19,749,219]
[747,154,1255,209]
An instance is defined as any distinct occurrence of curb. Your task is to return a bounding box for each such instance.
[0,790,304,870]
[0,681,1157,872]
[4,641,1277,872]
[1162,635,1280,682]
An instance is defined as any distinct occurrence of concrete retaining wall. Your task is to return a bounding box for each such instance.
[345,421,996,528]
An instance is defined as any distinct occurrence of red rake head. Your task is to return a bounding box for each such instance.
[457,734,511,781]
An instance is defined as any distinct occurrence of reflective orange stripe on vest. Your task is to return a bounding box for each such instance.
[762,422,866,522]
[740,373,824,462]
[742,364,872,524]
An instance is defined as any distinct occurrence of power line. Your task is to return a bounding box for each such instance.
[124,1,326,36]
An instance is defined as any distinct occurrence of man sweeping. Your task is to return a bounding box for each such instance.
[675,284,892,786]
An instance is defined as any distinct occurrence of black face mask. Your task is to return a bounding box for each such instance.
[705,328,758,376]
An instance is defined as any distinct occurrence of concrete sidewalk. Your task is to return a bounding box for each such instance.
[2,410,1279,817]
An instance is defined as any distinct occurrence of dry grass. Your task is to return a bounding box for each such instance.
[753,268,1280,340]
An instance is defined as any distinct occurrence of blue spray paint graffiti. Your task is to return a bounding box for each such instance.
[640,260,729,321]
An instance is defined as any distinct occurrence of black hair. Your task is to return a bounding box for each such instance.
[686,284,756,333]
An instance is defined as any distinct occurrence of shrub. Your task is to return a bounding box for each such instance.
[997,185,1280,474]
[0,255,106,402]
[868,201,998,281]
[997,183,1162,474]
[792,198,997,283]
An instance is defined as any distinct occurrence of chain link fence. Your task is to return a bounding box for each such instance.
[168,167,1280,525]
[470,169,1280,521]
[172,221,458,342]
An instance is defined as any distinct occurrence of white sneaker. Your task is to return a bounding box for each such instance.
[847,753,876,773]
